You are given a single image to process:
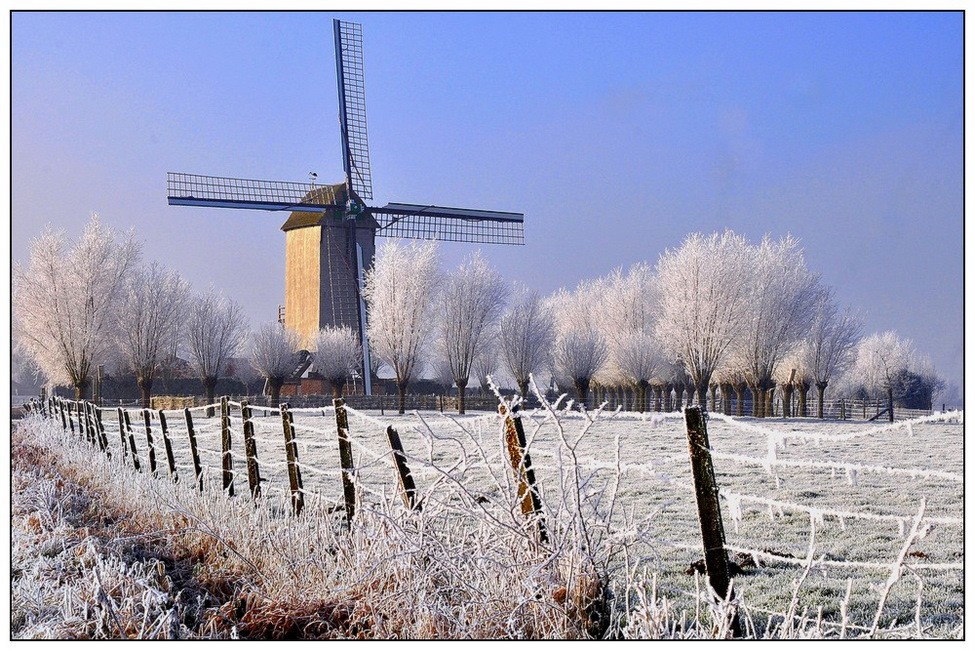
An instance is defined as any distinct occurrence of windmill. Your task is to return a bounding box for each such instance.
[167,19,524,396]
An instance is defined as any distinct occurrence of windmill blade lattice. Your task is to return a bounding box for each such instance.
[167,173,343,212]
[371,202,524,244]
[334,19,373,201]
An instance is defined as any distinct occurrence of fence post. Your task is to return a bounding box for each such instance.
[157,410,178,480]
[116,408,128,459]
[77,401,89,443]
[143,409,158,476]
[93,405,110,457]
[220,397,234,496]
[240,400,262,499]
[500,402,548,544]
[385,426,419,511]
[684,407,741,637]
[121,410,141,472]
[58,399,67,430]
[280,403,304,516]
[183,408,204,492]
[333,398,357,525]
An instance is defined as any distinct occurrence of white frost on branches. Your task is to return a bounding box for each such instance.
[312,326,363,398]
[118,261,190,405]
[655,231,751,401]
[548,282,609,406]
[186,288,249,402]
[437,252,506,411]
[499,288,555,398]
[13,215,141,398]
[364,240,441,412]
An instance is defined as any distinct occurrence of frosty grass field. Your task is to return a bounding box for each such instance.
[71,398,963,637]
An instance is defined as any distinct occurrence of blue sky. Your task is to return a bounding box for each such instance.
[11,11,964,393]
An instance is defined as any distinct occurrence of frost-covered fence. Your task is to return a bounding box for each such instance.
[33,392,964,638]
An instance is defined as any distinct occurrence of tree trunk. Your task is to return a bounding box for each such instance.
[331,378,346,399]
[653,385,662,412]
[734,384,745,417]
[73,378,90,401]
[674,386,683,411]
[782,384,793,418]
[797,381,810,417]
[456,378,468,414]
[202,377,217,417]
[268,377,284,408]
[765,386,774,418]
[574,377,591,408]
[887,386,894,422]
[664,383,673,412]
[816,381,828,419]
[397,380,408,415]
[637,380,649,413]
[696,383,708,409]
[517,379,530,402]
[709,385,718,412]
[138,376,154,409]
[749,384,761,417]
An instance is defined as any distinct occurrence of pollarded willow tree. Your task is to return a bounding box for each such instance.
[312,326,363,399]
[186,289,249,412]
[655,230,752,406]
[549,282,608,407]
[850,331,917,423]
[437,252,506,413]
[364,240,441,414]
[118,262,191,407]
[499,288,555,400]
[13,215,141,399]
[597,263,663,412]
[802,288,862,418]
[250,322,302,407]
[735,235,822,418]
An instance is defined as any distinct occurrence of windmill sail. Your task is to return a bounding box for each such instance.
[370,202,525,244]
[167,173,343,212]
[334,19,373,201]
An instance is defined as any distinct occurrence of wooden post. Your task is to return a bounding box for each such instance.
[280,404,304,516]
[386,426,419,511]
[183,408,204,492]
[500,403,548,543]
[58,399,68,430]
[122,410,141,472]
[220,397,234,496]
[143,409,158,476]
[684,407,741,637]
[93,405,110,457]
[157,410,178,480]
[240,400,262,499]
[333,398,357,525]
[116,408,128,459]
[78,401,89,443]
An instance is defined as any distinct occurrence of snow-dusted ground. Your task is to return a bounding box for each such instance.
[89,403,962,637]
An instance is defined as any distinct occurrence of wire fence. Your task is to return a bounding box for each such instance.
[21,392,964,637]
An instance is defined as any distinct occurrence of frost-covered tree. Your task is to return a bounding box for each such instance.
[736,235,821,417]
[850,331,916,422]
[187,289,249,411]
[118,262,190,407]
[655,231,752,406]
[499,288,555,400]
[471,341,499,396]
[803,290,862,419]
[437,253,506,413]
[548,282,608,408]
[597,264,662,412]
[364,240,441,414]
[250,322,301,407]
[13,215,141,399]
[313,326,362,399]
